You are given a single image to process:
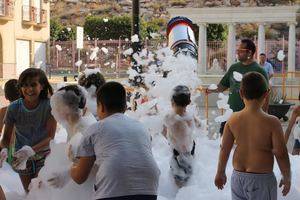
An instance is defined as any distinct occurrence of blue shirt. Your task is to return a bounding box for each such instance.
[262,61,274,78]
[4,98,52,151]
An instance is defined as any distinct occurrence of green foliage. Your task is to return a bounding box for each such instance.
[141,18,166,39]
[50,19,76,41]
[194,24,227,42]
[84,15,131,40]
[84,15,166,40]
[207,24,227,41]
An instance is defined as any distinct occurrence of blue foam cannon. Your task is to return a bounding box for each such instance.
[167,16,198,59]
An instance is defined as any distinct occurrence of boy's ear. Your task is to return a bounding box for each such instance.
[263,88,270,99]
[239,88,244,99]
[100,102,105,113]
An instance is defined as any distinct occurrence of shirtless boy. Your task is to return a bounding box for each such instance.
[214,72,291,200]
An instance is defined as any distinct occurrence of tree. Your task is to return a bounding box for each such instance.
[50,19,76,41]
[194,24,227,42]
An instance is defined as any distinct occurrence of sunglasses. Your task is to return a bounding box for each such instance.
[236,48,250,52]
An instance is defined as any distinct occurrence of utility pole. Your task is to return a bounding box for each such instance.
[130,0,143,87]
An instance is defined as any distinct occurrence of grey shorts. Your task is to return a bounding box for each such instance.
[231,170,277,200]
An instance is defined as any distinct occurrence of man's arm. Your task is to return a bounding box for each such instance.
[272,118,291,196]
[207,84,228,94]
[285,107,300,143]
[268,63,274,79]
[70,156,95,184]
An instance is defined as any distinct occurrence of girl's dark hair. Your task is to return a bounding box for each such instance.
[4,79,20,102]
[78,72,106,91]
[18,68,53,99]
[58,85,86,109]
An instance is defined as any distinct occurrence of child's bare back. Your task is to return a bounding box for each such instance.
[227,110,286,173]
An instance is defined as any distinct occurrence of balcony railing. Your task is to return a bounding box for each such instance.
[36,9,47,27]
[0,0,14,20]
[22,5,37,25]
[22,5,47,27]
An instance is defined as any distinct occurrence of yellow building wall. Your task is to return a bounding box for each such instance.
[0,0,50,78]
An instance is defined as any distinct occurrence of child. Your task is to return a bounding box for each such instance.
[0,68,57,193]
[0,79,20,165]
[214,72,291,200]
[78,69,106,117]
[50,82,160,200]
[284,92,300,155]
[28,85,96,200]
[162,85,196,187]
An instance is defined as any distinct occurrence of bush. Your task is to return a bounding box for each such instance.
[84,15,166,41]
[50,19,76,41]
[84,15,132,40]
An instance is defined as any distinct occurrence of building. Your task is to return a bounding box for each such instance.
[0,0,49,78]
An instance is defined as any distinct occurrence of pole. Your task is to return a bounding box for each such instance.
[78,49,81,73]
[282,36,286,97]
[131,0,141,53]
[130,0,143,86]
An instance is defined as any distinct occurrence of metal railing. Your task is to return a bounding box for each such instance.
[0,0,14,18]
[22,5,36,22]
[40,9,47,25]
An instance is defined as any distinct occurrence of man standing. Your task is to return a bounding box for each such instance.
[206,39,269,135]
[259,53,274,84]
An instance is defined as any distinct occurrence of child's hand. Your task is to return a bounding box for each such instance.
[279,178,291,196]
[214,172,227,190]
[47,169,71,188]
[0,148,8,168]
[12,146,35,170]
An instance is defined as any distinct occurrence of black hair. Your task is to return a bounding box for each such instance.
[78,72,106,91]
[58,85,86,109]
[259,53,266,56]
[18,68,53,99]
[241,39,256,57]
[241,72,268,100]
[96,82,126,113]
[4,79,20,102]
[171,85,191,107]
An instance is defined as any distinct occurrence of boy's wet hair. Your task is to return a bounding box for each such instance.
[58,85,86,109]
[4,79,20,102]
[96,82,126,113]
[171,85,191,107]
[78,72,106,91]
[18,68,53,99]
[241,72,268,100]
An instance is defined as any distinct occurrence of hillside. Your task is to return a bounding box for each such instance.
[50,0,299,39]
